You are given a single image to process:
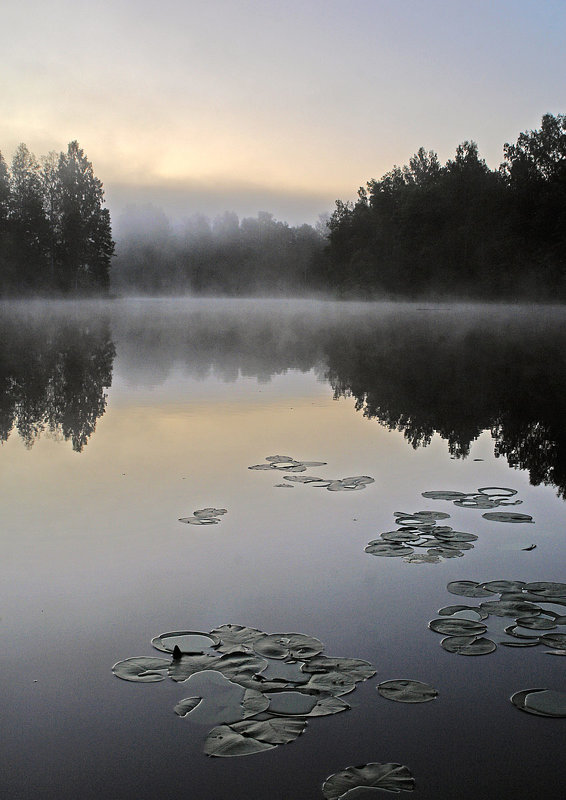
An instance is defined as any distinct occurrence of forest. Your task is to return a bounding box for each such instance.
[0,113,565,299]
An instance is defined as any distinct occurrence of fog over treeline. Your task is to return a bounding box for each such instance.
[1,113,565,299]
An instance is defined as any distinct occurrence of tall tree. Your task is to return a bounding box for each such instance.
[0,152,11,292]
[56,141,114,293]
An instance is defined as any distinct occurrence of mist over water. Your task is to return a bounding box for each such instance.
[2,297,566,799]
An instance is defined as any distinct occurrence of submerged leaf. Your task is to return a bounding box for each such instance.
[322,762,415,799]
[112,656,170,682]
[377,679,438,704]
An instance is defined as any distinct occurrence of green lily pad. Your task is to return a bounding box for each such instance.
[242,688,271,718]
[440,635,497,655]
[503,625,540,640]
[427,547,464,559]
[515,615,556,630]
[301,656,376,682]
[253,632,324,661]
[511,688,566,717]
[112,656,170,682]
[538,633,566,649]
[377,679,438,703]
[326,476,375,491]
[380,530,422,543]
[435,531,478,543]
[265,455,294,462]
[306,694,351,716]
[429,618,487,636]
[500,639,541,647]
[174,696,202,716]
[447,581,493,598]
[525,582,566,597]
[151,630,220,654]
[482,512,534,523]
[454,495,502,509]
[322,762,415,799]
[365,541,414,557]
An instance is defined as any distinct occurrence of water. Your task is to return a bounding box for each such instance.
[2,298,565,799]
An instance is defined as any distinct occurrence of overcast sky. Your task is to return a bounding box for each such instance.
[2,0,565,225]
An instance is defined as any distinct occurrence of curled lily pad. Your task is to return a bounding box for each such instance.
[179,516,220,525]
[283,475,327,483]
[440,635,497,655]
[210,624,264,653]
[503,625,540,640]
[112,656,170,682]
[447,581,493,598]
[477,486,518,497]
[151,630,220,654]
[365,541,414,557]
[422,491,470,500]
[511,688,566,717]
[174,696,202,716]
[301,656,376,682]
[322,762,415,799]
[429,618,487,636]
[253,633,324,661]
[482,512,534,523]
[378,679,438,703]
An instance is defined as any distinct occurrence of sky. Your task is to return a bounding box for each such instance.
[2,0,566,227]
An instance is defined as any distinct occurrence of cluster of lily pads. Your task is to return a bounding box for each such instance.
[179,508,227,526]
[112,624,376,757]
[322,762,415,798]
[249,455,375,492]
[422,487,534,523]
[364,510,478,565]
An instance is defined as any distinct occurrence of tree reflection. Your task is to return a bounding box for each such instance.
[323,310,566,497]
[0,309,115,451]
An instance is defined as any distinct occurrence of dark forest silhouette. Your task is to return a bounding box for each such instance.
[313,113,566,299]
[0,141,114,295]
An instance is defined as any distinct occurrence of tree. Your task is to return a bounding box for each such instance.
[0,152,11,292]
[56,141,114,293]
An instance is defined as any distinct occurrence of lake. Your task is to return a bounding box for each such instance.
[2,297,566,799]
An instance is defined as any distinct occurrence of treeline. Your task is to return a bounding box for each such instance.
[112,209,324,295]
[312,113,566,299]
[0,141,114,295]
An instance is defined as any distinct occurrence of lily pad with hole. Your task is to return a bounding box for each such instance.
[378,679,438,704]
[429,618,487,636]
[174,696,202,716]
[151,630,220,654]
[112,656,171,682]
[482,512,534,523]
[440,635,497,655]
[322,762,415,799]
[447,581,493,598]
[365,541,414,557]
[253,633,324,661]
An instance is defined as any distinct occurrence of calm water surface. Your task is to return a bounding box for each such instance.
[2,298,566,799]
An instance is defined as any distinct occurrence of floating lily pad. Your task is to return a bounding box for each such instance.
[479,600,541,617]
[204,716,306,756]
[210,624,264,653]
[447,581,493,598]
[435,530,478,543]
[377,679,438,703]
[422,491,470,500]
[307,694,351,716]
[274,483,294,488]
[429,618,487,636]
[151,630,220,654]
[477,486,518,497]
[380,530,422,543]
[538,633,566,649]
[437,605,488,621]
[203,724,276,757]
[301,656,376,682]
[112,656,171,682]
[174,696,202,716]
[253,633,324,661]
[265,691,319,716]
[479,580,526,594]
[365,541,414,557]
[322,762,415,799]
[525,581,566,597]
[440,635,497,655]
[242,688,271,718]
[168,654,222,682]
[282,475,327,484]
[214,652,269,688]
[454,495,502,509]
[500,640,540,648]
[511,688,566,717]
[266,455,294,462]
[515,615,556,630]
[326,476,374,491]
[404,553,442,564]
[193,508,227,518]
[178,516,220,525]
[482,512,534,523]
[306,671,356,696]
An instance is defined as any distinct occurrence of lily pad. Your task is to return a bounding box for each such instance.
[380,530,422,543]
[193,508,227,518]
[447,581,493,598]
[253,632,324,661]
[203,724,276,757]
[151,630,220,654]
[365,541,414,557]
[242,688,271,718]
[482,512,534,523]
[322,762,415,799]
[403,553,442,563]
[178,516,220,525]
[305,671,356,696]
[440,635,497,655]
[265,691,319,716]
[112,656,170,682]
[479,580,526,594]
[168,653,222,682]
[437,605,488,621]
[479,600,541,617]
[214,652,269,688]
[422,491,470,500]
[283,475,327,483]
[525,581,566,597]
[210,624,264,653]
[301,656,376,682]
[306,694,351,716]
[477,486,518,497]
[377,679,438,703]
[435,530,478,543]
[515,615,556,630]
[204,716,306,756]
[429,618,487,636]
[511,688,566,718]
[174,696,202,716]
[538,633,566,649]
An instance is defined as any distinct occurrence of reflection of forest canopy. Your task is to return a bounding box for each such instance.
[0,310,115,451]
[322,308,566,496]
[313,114,566,300]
